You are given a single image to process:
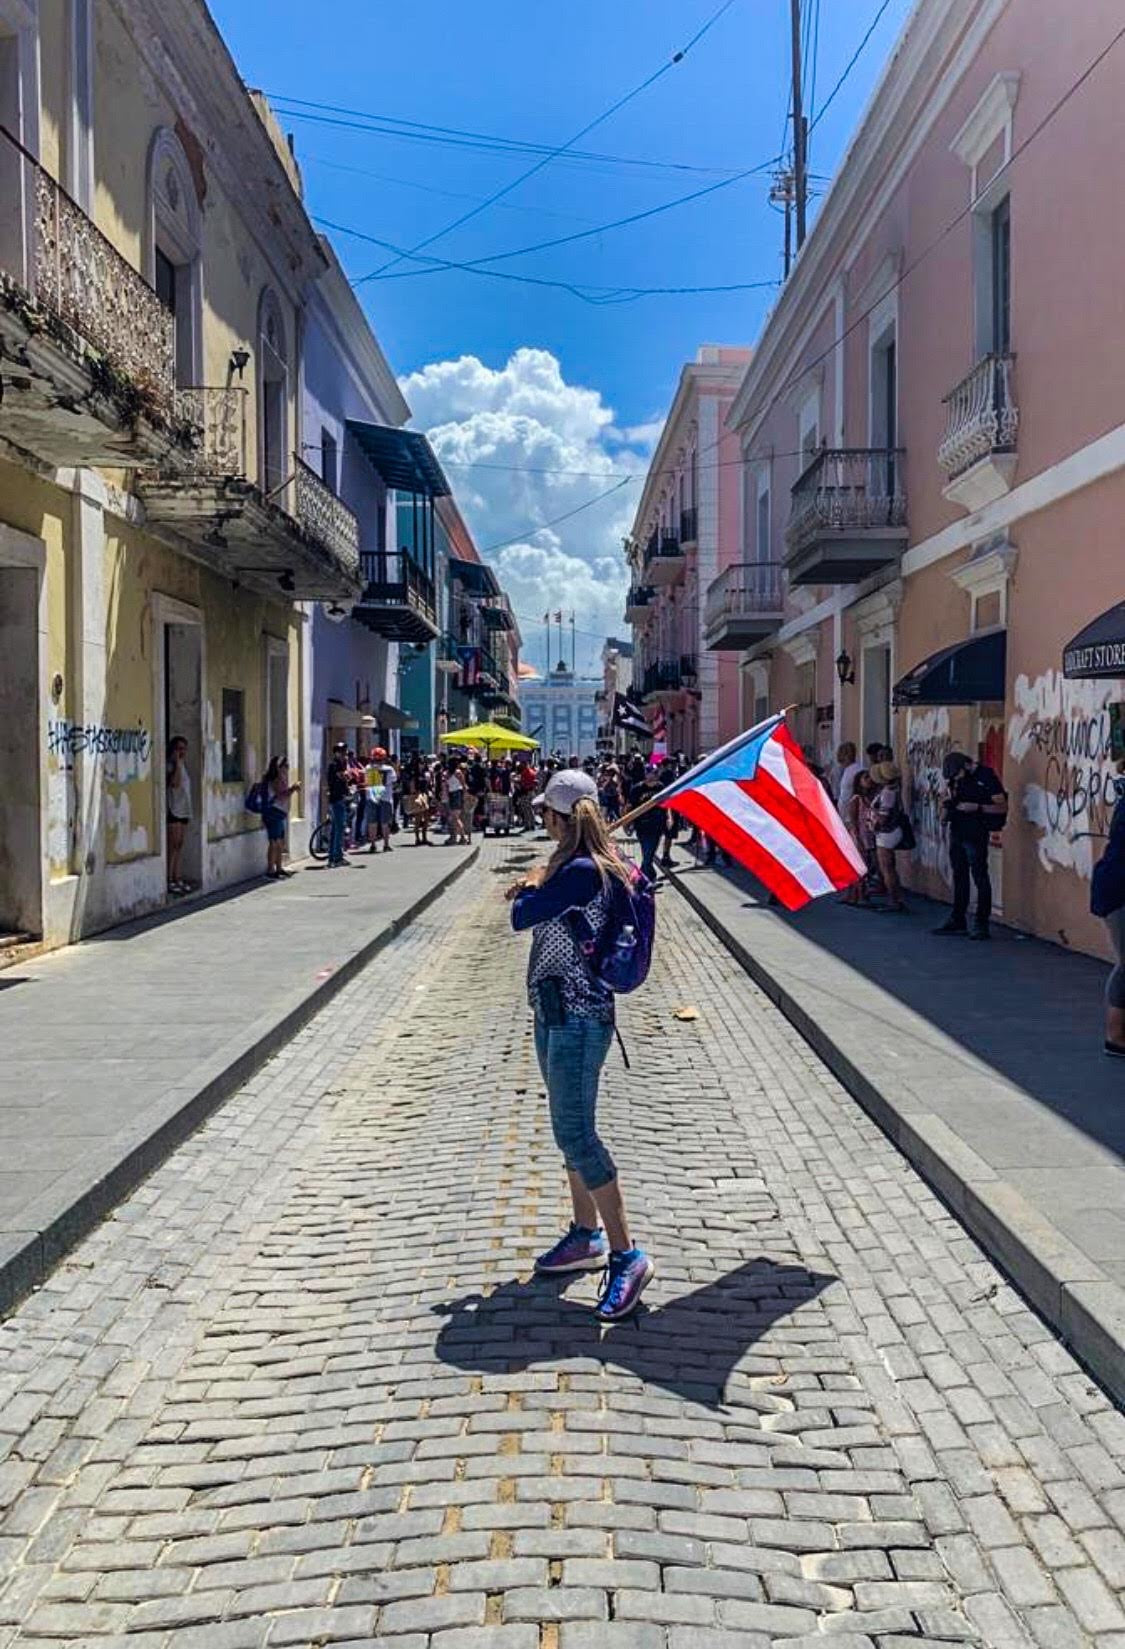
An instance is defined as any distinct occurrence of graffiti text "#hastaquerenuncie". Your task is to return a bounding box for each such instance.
[47,721,151,760]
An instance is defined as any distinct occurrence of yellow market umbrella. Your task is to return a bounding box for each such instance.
[439,721,539,754]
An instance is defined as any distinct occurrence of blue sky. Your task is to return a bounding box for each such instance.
[211,0,914,669]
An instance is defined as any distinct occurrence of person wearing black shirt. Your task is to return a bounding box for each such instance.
[933,751,1007,939]
[326,742,353,868]
[629,762,671,882]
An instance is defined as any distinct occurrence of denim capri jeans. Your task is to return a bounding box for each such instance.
[533,1014,616,1189]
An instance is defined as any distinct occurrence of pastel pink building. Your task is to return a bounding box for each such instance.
[723,0,1125,959]
[625,348,752,759]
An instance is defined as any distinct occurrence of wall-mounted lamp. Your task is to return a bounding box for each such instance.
[228,348,250,383]
[835,648,855,686]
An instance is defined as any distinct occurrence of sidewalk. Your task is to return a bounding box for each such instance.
[0,841,478,1314]
[670,856,1125,1405]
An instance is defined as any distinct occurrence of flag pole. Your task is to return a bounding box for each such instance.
[610,704,797,836]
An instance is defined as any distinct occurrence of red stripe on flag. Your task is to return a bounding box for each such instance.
[775,726,864,866]
[745,766,862,889]
[666,788,814,910]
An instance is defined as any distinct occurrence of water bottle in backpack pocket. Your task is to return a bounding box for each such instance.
[567,867,656,994]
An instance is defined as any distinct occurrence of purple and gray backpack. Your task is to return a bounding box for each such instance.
[567,862,656,995]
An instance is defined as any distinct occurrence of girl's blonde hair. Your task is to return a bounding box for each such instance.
[545,796,632,887]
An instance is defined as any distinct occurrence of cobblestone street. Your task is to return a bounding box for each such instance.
[0,841,1123,1649]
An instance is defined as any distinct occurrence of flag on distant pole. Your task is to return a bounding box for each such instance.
[640,712,865,909]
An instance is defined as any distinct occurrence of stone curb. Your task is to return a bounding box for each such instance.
[0,846,480,1318]
[670,867,1125,1409]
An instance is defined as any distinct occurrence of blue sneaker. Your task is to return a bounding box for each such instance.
[535,1223,609,1275]
[595,1248,655,1322]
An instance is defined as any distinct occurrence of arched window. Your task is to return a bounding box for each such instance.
[257,288,289,494]
[146,127,202,386]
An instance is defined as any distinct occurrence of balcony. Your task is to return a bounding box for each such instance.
[625,585,655,623]
[938,354,1018,511]
[353,549,439,643]
[643,531,686,588]
[786,448,907,586]
[138,390,361,600]
[481,596,516,633]
[704,562,785,650]
[680,506,698,547]
[0,125,189,468]
[642,660,683,702]
[436,632,462,675]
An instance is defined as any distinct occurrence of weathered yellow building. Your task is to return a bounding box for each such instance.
[0,0,360,949]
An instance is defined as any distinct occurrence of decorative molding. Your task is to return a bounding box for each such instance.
[852,249,902,316]
[950,533,1018,599]
[850,579,903,640]
[110,0,327,306]
[786,361,826,416]
[781,630,820,668]
[950,71,1020,171]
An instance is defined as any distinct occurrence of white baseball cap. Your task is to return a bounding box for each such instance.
[533,769,599,816]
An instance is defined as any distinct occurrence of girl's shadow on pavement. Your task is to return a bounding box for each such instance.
[431,1257,836,1411]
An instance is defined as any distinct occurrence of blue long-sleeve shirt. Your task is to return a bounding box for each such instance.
[511,857,614,1023]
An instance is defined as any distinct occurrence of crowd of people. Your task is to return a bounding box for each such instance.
[820,739,1007,935]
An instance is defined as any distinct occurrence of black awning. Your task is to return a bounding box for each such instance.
[1063,602,1125,679]
[449,557,500,598]
[347,422,452,497]
[893,629,1007,708]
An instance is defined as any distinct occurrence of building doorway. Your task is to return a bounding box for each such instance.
[163,620,203,889]
[0,564,42,938]
[862,643,892,752]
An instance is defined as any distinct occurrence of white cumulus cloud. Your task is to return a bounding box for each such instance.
[399,348,655,674]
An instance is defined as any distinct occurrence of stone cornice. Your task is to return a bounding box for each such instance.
[630,356,747,542]
[310,240,410,428]
[109,0,327,305]
[728,0,1010,439]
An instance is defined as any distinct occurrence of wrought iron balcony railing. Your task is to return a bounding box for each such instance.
[359,550,437,625]
[0,124,176,412]
[643,531,683,567]
[294,457,360,576]
[938,353,1018,481]
[175,386,248,476]
[625,584,655,619]
[680,652,698,683]
[642,660,683,696]
[704,562,785,632]
[787,448,907,554]
[680,506,698,544]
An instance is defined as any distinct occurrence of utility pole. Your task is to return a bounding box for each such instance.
[790,0,808,252]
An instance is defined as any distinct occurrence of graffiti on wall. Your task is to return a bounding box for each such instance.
[1007,670,1118,878]
[47,720,151,785]
[905,707,952,885]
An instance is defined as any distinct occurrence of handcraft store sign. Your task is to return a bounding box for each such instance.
[1063,602,1125,680]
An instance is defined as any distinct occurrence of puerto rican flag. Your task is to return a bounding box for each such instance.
[655,713,865,909]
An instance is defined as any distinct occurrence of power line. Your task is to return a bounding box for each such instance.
[474,478,635,557]
[265,94,744,179]
[356,155,781,287]
[319,215,782,303]
[355,0,744,281]
[810,0,895,132]
[489,19,1125,540]
[302,153,598,227]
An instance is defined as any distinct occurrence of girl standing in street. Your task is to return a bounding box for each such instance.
[166,736,192,896]
[871,760,909,912]
[506,769,654,1322]
[261,756,300,879]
